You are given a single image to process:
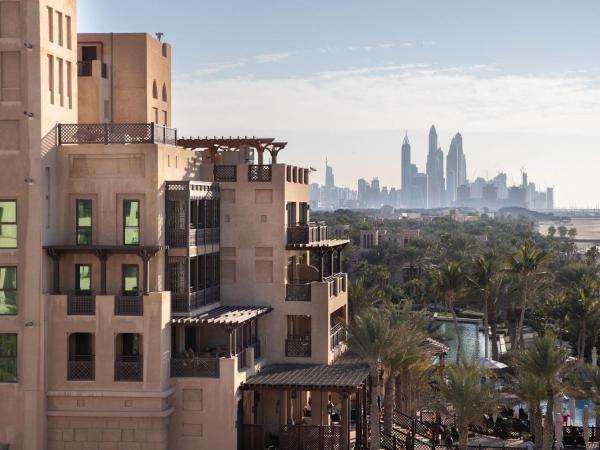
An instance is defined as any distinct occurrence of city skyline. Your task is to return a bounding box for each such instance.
[78,0,600,209]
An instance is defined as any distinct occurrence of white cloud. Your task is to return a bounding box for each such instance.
[253,52,293,63]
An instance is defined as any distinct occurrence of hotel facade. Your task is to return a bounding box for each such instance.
[0,1,371,449]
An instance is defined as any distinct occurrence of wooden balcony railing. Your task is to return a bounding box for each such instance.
[287,222,328,245]
[285,337,311,357]
[68,355,95,380]
[67,294,95,315]
[285,283,311,302]
[58,122,177,146]
[114,355,143,381]
[170,357,220,378]
[330,323,346,351]
[114,293,143,316]
[171,286,220,313]
[166,227,220,248]
[214,165,237,182]
[248,164,272,182]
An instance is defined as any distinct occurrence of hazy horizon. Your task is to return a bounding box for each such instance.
[79,0,600,209]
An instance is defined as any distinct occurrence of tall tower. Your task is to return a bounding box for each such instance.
[401,132,411,206]
[426,125,443,208]
[325,157,335,188]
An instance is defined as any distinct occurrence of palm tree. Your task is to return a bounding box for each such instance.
[434,359,499,450]
[568,228,578,239]
[516,332,568,450]
[558,226,568,239]
[574,364,600,429]
[507,370,546,448]
[381,303,429,435]
[548,225,557,237]
[348,278,370,315]
[586,246,600,265]
[506,241,548,350]
[469,254,497,359]
[430,262,468,363]
[571,286,600,359]
[347,306,393,450]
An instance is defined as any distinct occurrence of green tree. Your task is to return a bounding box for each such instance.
[434,359,499,450]
[568,228,578,239]
[429,262,468,363]
[468,254,497,359]
[574,364,600,428]
[515,332,568,450]
[558,225,568,238]
[586,246,600,265]
[507,370,546,447]
[548,225,557,237]
[347,307,393,450]
[506,241,549,350]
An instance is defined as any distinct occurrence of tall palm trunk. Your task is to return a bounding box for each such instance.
[531,404,544,450]
[483,291,489,359]
[383,374,395,435]
[489,298,499,360]
[370,369,381,450]
[516,275,529,350]
[543,390,555,450]
[458,423,469,450]
[449,294,462,364]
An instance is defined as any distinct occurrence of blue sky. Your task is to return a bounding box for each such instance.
[79,1,600,208]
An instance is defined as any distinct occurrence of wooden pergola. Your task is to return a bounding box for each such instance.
[177,136,287,164]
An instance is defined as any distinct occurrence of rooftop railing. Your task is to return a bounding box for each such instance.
[170,357,220,378]
[171,286,220,314]
[58,122,177,146]
[114,292,143,316]
[287,221,328,245]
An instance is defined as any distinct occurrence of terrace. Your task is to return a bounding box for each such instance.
[57,122,178,146]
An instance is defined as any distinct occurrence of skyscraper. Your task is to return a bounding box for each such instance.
[325,158,335,188]
[446,132,467,204]
[401,133,412,206]
[426,125,444,208]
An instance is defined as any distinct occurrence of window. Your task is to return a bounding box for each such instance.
[68,332,94,380]
[66,61,72,108]
[81,46,97,61]
[122,265,139,294]
[286,202,296,227]
[56,11,63,46]
[0,334,17,382]
[57,57,63,106]
[76,199,92,245]
[162,110,167,126]
[162,43,168,57]
[162,83,167,102]
[152,81,158,99]
[65,15,71,49]
[0,200,16,248]
[47,7,53,42]
[48,55,54,104]
[75,264,91,295]
[0,267,16,315]
[123,200,140,245]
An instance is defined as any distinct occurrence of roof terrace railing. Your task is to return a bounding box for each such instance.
[57,123,177,146]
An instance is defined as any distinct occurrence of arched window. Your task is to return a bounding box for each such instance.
[152,80,158,99]
[162,43,168,57]
[162,83,167,102]
[115,333,143,381]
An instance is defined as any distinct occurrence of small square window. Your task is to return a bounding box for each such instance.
[76,199,92,245]
[123,200,140,245]
[0,267,17,315]
[0,200,17,248]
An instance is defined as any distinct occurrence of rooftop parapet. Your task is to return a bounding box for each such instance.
[57,122,178,146]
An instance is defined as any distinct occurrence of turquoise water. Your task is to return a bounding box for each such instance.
[538,399,596,427]
[435,320,495,361]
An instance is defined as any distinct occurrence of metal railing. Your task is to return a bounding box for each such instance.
[214,165,237,182]
[170,357,220,378]
[285,283,311,302]
[287,222,328,245]
[114,293,143,316]
[68,355,95,380]
[114,355,142,381]
[285,337,311,357]
[329,323,345,351]
[248,164,272,182]
[58,122,177,146]
[67,294,95,315]
[171,286,220,313]
[166,227,220,248]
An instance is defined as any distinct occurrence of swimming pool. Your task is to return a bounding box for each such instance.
[434,320,496,361]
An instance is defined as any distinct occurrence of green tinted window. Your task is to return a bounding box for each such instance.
[0,334,17,382]
[0,267,17,315]
[76,200,92,245]
[0,200,17,248]
[122,265,138,292]
[123,200,140,245]
[76,264,91,293]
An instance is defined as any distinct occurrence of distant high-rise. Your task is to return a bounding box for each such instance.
[426,125,444,208]
[546,187,554,210]
[492,173,508,199]
[446,132,467,204]
[401,133,412,205]
[325,158,335,188]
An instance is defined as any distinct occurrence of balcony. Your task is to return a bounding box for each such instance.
[114,355,143,381]
[170,357,220,378]
[171,286,220,314]
[68,355,95,381]
[165,227,220,248]
[237,348,248,371]
[330,323,345,351]
[285,283,311,302]
[287,222,328,246]
[114,293,143,316]
[67,294,95,315]
[285,337,311,358]
[214,165,237,182]
[248,164,272,182]
[57,122,177,146]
